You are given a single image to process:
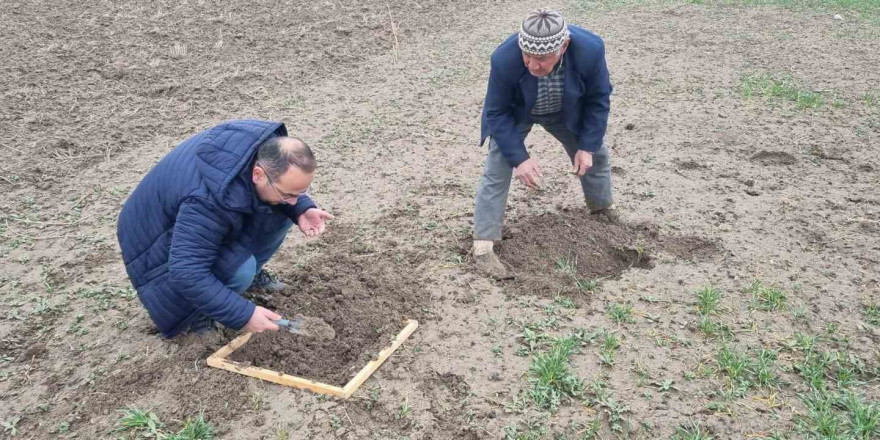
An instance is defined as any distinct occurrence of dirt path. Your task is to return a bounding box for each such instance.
[1,0,878,438]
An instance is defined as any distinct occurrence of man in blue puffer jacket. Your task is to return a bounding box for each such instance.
[117,120,334,338]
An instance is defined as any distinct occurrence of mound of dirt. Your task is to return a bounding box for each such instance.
[228,228,429,386]
[496,209,719,297]
[290,314,337,341]
[750,150,798,166]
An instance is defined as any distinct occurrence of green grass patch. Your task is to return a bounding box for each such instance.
[606,302,635,324]
[527,336,585,411]
[598,330,622,367]
[797,390,880,439]
[698,316,734,341]
[863,302,880,326]
[671,420,715,440]
[747,280,787,311]
[115,408,213,440]
[696,285,723,315]
[755,349,779,387]
[741,73,825,109]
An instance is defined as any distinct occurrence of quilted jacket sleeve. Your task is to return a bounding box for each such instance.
[168,197,255,329]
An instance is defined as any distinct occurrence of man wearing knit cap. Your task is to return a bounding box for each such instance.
[473,8,614,280]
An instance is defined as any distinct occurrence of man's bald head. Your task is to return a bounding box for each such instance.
[256,136,316,179]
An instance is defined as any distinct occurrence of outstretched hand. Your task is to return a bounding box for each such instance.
[297,208,334,237]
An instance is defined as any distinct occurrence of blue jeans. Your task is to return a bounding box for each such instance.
[226,218,294,294]
[474,115,613,241]
[185,218,293,334]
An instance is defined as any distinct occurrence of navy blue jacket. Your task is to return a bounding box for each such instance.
[117,120,316,337]
[480,25,612,167]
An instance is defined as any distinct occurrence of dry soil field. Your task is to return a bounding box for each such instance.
[1,0,879,439]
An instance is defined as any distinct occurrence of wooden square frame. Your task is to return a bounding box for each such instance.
[206,319,418,398]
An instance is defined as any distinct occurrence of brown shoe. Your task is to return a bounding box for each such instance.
[474,251,515,280]
[591,206,621,224]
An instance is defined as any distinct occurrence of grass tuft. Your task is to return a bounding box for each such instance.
[607,302,635,324]
[527,336,584,411]
[741,73,824,109]
[747,280,787,311]
[696,285,723,315]
[672,420,715,440]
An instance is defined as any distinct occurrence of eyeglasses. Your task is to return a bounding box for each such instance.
[258,163,309,204]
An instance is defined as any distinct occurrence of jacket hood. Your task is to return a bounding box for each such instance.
[194,120,287,212]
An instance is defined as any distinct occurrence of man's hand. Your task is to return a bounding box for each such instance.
[572,151,593,177]
[243,306,281,333]
[514,158,544,190]
[297,208,334,237]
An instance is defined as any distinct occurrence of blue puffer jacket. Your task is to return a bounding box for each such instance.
[480,25,613,167]
[117,120,316,337]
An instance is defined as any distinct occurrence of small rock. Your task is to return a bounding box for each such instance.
[833,14,844,20]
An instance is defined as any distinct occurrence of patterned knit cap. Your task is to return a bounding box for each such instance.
[518,9,569,55]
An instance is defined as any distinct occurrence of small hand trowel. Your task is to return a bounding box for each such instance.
[273,314,336,341]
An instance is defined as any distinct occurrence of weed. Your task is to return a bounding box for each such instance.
[575,278,599,293]
[655,379,676,392]
[598,330,621,367]
[168,413,214,440]
[517,327,548,354]
[528,336,584,411]
[553,294,577,309]
[791,304,809,321]
[793,333,817,353]
[366,385,381,411]
[115,408,213,440]
[396,398,411,419]
[841,391,880,439]
[115,408,164,437]
[568,419,600,439]
[696,286,722,315]
[607,302,635,324]
[592,390,631,434]
[863,91,877,107]
[502,416,547,440]
[329,414,343,430]
[755,349,779,388]
[741,73,824,109]
[698,316,733,341]
[555,254,578,276]
[716,345,752,386]
[825,322,840,334]
[747,280,787,311]
[671,420,714,440]
[2,417,20,436]
[796,351,832,391]
[491,344,503,357]
[863,302,880,326]
[798,390,843,438]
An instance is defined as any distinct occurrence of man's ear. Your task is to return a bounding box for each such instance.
[252,166,264,184]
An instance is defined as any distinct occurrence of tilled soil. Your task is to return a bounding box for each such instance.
[497,208,720,297]
[289,314,337,341]
[228,227,429,386]
[1,0,879,438]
